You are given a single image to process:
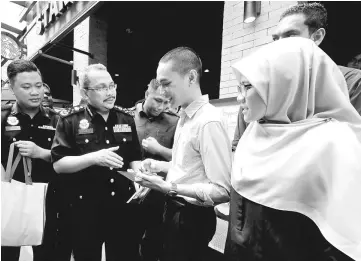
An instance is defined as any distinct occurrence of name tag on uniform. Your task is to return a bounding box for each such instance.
[78,128,94,135]
[38,125,56,130]
[113,124,131,133]
[5,126,21,131]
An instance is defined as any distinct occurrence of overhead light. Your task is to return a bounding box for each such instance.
[204,69,210,73]
[244,1,261,24]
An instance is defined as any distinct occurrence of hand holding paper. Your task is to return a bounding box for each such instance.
[134,171,169,193]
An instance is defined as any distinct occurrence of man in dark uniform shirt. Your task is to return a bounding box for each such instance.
[132,79,179,261]
[1,60,60,261]
[51,63,143,261]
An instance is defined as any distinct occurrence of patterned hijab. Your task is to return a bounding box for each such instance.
[231,38,361,260]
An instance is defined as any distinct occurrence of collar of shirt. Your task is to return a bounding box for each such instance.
[182,94,209,119]
[11,102,50,119]
[85,104,116,124]
[135,100,163,121]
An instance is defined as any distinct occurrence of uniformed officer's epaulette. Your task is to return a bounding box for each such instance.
[59,105,85,117]
[1,103,13,111]
[43,106,58,116]
[114,105,136,117]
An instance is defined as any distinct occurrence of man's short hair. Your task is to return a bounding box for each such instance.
[147,79,160,92]
[79,63,107,89]
[280,2,328,34]
[43,83,51,94]
[159,47,202,83]
[7,59,42,85]
[147,79,172,99]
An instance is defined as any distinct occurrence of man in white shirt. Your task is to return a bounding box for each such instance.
[136,47,232,261]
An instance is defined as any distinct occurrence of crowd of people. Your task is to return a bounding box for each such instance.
[1,2,360,261]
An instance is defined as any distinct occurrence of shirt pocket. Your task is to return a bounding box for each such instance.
[113,132,133,145]
[75,134,98,154]
[37,129,56,149]
[3,129,21,143]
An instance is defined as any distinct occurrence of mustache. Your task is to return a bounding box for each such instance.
[104,96,116,101]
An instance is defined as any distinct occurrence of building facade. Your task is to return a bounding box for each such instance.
[4,1,360,140]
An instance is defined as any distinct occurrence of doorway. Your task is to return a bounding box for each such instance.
[96,1,224,107]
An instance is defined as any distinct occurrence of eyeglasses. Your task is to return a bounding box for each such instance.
[86,83,117,93]
[237,83,253,97]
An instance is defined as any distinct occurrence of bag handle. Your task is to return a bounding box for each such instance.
[4,143,16,182]
[4,142,33,185]
[23,156,33,185]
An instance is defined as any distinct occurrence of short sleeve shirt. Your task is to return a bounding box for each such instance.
[51,104,142,202]
[1,103,59,183]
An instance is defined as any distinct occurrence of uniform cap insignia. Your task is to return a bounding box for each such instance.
[7,116,19,126]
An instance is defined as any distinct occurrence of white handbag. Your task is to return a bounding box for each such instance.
[1,142,48,246]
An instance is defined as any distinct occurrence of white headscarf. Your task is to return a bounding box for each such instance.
[232,37,361,260]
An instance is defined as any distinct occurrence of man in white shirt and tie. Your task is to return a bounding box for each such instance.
[136,47,232,261]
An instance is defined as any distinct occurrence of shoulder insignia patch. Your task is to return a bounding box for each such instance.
[114,105,135,117]
[1,103,13,111]
[59,109,69,117]
[59,105,85,117]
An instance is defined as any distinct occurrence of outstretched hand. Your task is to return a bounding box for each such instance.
[93,146,124,169]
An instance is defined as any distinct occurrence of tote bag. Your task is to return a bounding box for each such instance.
[1,142,48,246]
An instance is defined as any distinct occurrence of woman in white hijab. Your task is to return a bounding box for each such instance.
[225,37,361,261]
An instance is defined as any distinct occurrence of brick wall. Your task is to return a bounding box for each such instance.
[220,1,298,98]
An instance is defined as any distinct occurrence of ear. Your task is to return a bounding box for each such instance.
[311,28,326,46]
[9,84,14,94]
[80,88,89,102]
[188,69,198,85]
[145,90,149,99]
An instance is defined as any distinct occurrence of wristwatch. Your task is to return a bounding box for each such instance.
[166,182,178,197]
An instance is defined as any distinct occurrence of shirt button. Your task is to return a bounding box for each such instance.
[106,140,110,144]
[111,191,115,196]
[85,139,89,143]
[79,195,83,199]
[110,178,114,183]
[123,138,126,142]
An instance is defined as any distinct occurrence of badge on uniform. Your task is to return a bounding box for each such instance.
[5,126,21,131]
[7,116,19,126]
[38,125,56,130]
[78,119,94,134]
[113,124,131,133]
[60,110,69,116]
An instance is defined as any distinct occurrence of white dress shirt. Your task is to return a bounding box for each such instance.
[167,95,232,206]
